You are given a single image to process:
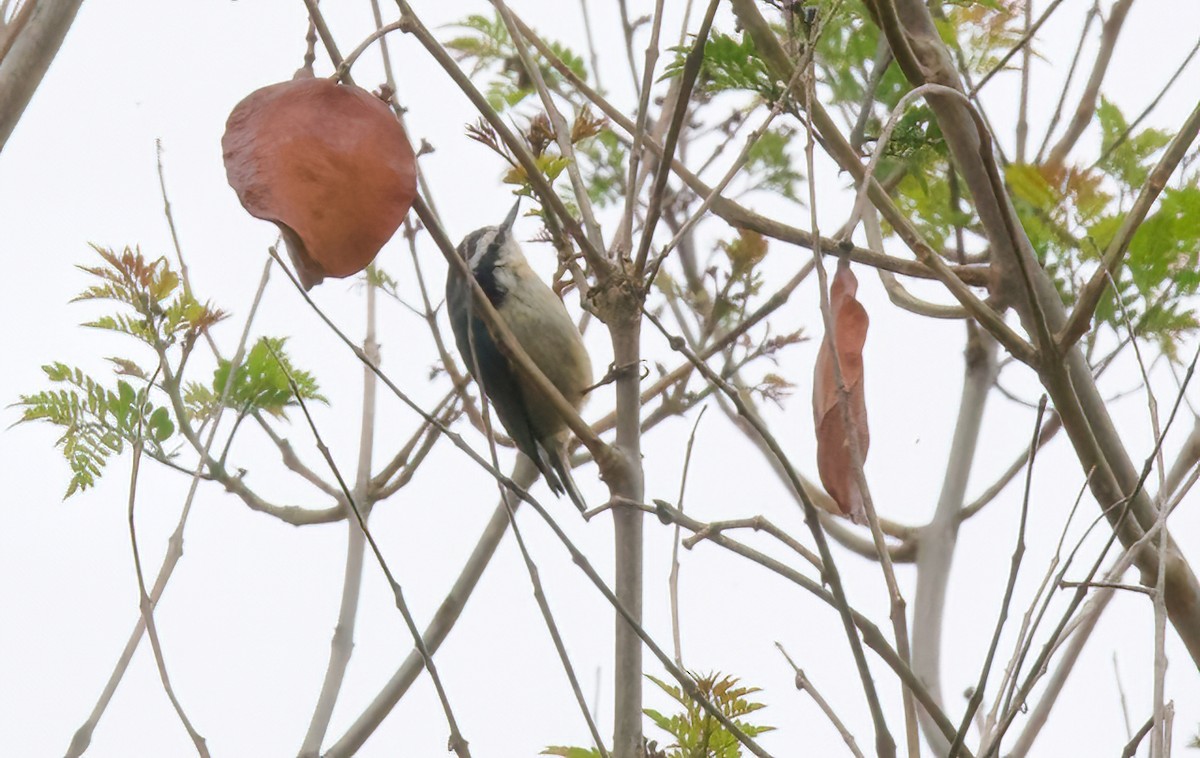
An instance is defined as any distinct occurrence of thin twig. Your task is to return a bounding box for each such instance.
[1123,715,1155,758]
[1095,35,1200,168]
[680,513,822,571]
[126,378,210,757]
[633,0,720,275]
[1057,580,1154,597]
[802,26,905,755]
[776,643,866,758]
[669,407,706,667]
[1114,653,1133,740]
[66,260,272,758]
[614,0,663,259]
[1034,2,1098,163]
[266,342,473,758]
[1043,0,1135,167]
[643,308,898,758]
[949,398,1046,758]
[969,0,1066,96]
[576,0,602,92]
[334,20,403,80]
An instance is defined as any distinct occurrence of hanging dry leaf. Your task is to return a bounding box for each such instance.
[812,259,870,524]
[222,77,416,289]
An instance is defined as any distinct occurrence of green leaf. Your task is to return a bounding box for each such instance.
[1098,96,1173,188]
[745,127,804,201]
[1006,163,1059,211]
[443,12,588,112]
[644,671,774,757]
[15,364,172,497]
[662,31,781,101]
[213,337,326,418]
[148,406,174,442]
[540,748,602,758]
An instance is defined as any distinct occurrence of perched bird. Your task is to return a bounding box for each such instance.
[446,201,593,511]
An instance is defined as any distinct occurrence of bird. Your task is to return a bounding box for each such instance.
[446,201,593,511]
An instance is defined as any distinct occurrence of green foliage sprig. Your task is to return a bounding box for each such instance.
[644,672,775,758]
[16,246,324,497]
[544,671,773,758]
[444,12,586,113]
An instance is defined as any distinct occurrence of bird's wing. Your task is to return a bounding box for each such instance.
[446,273,565,495]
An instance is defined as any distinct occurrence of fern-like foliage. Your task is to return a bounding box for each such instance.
[662,31,782,103]
[444,12,587,112]
[17,246,324,497]
[543,671,773,758]
[644,672,775,758]
[186,337,327,425]
[1002,98,1200,359]
[16,365,174,497]
[75,245,226,352]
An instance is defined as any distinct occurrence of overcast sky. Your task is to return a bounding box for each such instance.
[2,1,1200,756]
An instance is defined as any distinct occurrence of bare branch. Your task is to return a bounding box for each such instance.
[777,643,866,758]
[327,461,535,757]
[0,0,83,151]
[669,408,706,666]
[1043,0,1136,168]
[949,398,1047,758]
[126,439,209,756]
[269,341,472,757]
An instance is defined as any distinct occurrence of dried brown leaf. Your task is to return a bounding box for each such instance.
[222,78,416,289]
[812,260,870,524]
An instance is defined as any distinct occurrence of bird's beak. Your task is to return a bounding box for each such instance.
[500,199,521,234]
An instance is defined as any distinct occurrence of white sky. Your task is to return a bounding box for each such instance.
[2,1,1200,756]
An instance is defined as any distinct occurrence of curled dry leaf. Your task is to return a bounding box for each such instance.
[812,259,870,524]
[222,77,416,289]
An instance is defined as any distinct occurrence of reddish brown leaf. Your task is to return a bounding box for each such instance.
[812,260,870,524]
[222,77,416,289]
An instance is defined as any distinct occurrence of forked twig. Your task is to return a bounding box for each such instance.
[264,341,473,758]
[126,374,210,757]
[948,398,1047,758]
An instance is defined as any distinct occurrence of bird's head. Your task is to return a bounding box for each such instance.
[456,199,524,273]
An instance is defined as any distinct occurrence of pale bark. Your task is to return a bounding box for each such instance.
[0,0,84,152]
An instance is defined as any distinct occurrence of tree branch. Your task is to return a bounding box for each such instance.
[0,0,83,151]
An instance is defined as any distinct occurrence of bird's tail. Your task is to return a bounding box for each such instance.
[537,441,587,513]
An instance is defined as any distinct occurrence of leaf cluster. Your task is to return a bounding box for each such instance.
[544,671,773,758]
[75,245,225,351]
[444,13,587,113]
[662,31,782,103]
[644,672,774,758]
[16,365,173,497]
[1003,98,1199,358]
[184,337,326,425]
[17,247,324,497]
